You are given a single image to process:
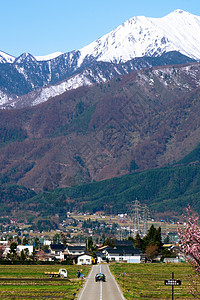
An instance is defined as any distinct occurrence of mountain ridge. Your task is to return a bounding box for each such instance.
[0,61,200,192]
[0,51,196,109]
[0,9,200,109]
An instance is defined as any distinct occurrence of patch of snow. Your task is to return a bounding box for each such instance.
[31,74,93,106]
[15,65,28,80]
[34,52,63,61]
[0,91,13,106]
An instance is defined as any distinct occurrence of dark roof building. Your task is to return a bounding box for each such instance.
[50,244,66,251]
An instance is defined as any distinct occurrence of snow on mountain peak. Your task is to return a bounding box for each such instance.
[1,9,199,67]
[0,50,15,63]
[173,9,186,14]
[34,52,63,61]
[78,10,200,65]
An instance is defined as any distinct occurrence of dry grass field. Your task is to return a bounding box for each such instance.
[110,263,198,299]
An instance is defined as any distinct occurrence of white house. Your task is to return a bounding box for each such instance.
[104,248,143,263]
[50,244,66,261]
[77,254,93,265]
[17,245,34,255]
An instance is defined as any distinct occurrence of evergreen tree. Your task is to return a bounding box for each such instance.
[22,237,29,245]
[7,242,18,262]
[34,237,40,250]
[87,237,93,250]
[20,250,25,262]
[53,233,61,244]
[142,225,162,252]
[164,235,170,244]
[153,227,162,250]
[103,238,115,248]
[133,233,143,250]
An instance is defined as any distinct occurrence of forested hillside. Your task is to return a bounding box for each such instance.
[1,158,200,221]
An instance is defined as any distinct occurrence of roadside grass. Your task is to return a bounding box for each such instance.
[0,264,91,299]
[110,263,197,299]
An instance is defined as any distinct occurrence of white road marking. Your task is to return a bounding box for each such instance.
[107,265,126,300]
[99,264,102,300]
[77,267,93,300]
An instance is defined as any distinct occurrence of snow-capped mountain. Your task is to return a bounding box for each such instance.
[0,9,200,109]
[1,10,200,65]
[78,9,200,64]
[0,50,63,64]
[0,50,15,63]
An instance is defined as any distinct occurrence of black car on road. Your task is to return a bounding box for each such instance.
[95,273,106,282]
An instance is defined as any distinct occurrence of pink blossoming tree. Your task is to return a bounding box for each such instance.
[177,206,200,272]
[177,206,200,297]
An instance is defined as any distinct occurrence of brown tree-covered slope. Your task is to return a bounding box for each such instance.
[0,62,200,191]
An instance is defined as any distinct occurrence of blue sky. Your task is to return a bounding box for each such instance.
[1,0,199,57]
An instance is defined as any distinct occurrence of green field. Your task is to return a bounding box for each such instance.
[110,263,198,299]
[0,263,198,299]
[0,264,91,299]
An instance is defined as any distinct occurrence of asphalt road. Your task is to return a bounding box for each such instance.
[77,264,125,300]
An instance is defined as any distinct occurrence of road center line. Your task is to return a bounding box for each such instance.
[99,264,102,300]
[100,280,103,300]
